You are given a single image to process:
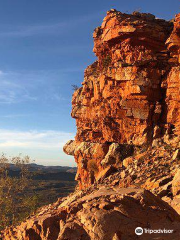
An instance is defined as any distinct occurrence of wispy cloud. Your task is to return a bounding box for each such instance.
[0,77,37,104]
[0,70,34,103]
[1,114,31,119]
[0,129,75,149]
[0,68,80,104]
[0,11,102,38]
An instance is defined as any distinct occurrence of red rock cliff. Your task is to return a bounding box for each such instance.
[166,13,180,134]
[3,10,180,240]
[64,10,180,189]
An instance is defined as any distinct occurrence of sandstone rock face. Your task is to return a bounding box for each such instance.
[165,13,180,135]
[2,10,180,240]
[69,9,180,189]
[166,13,180,61]
[3,187,180,240]
[172,170,180,196]
[63,140,77,156]
[73,10,172,146]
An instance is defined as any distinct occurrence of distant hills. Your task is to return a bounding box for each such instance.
[1,163,77,181]
[6,163,77,173]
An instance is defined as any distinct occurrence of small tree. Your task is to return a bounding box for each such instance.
[0,154,40,231]
[132,9,141,15]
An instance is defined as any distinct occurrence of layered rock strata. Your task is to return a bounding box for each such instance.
[166,13,180,135]
[2,10,180,240]
[64,10,180,189]
[73,10,172,146]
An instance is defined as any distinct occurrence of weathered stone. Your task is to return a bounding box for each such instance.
[101,143,133,167]
[3,187,180,240]
[123,156,133,168]
[101,143,122,166]
[97,166,117,182]
[172,170,180,196]
[63,140,77,156]
[165,13,180,136]
[68,10,180,189]
[73,10,172,149]
[170,197,180,215]
[172,149,180,160]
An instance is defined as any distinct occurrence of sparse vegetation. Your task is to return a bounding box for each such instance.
[0,154,76,231]
[0,154,39,231]
[88,160,98,174]
[72,85,79,91]
[132,8,141,15]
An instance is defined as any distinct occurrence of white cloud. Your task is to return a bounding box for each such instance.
[0,129,75,149]
[0,71,38,104]
[1,114,31,118]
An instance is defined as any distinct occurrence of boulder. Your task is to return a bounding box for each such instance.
[3,187,180,240]
[63,140,77,156]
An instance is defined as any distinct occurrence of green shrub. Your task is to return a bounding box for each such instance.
[0,154,40,231]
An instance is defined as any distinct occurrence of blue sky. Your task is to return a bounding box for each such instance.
[0,0,179,166]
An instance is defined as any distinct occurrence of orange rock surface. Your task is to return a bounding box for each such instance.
[2,10,180,240]
[3,187,180,240]
[65,10,180,189]
[166,13,180,135]
[72,10,172,146]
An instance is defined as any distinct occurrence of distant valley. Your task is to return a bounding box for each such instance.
[7,163,77,205]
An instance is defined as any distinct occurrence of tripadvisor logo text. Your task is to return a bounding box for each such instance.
[135,227,173,235]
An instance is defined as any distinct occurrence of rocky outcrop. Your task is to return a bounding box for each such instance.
[2,10,180,240]
[65,140,134,189]
[165,13,180,135]
[166,13,180,61]
[73,10,173,146]
[3,186,180,240]
[67,9,180,189]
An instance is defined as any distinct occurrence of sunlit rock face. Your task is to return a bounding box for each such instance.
[166,13,180,135]
[3,10,180,240]
[72,10,173,146]
[67,10,180,189]
[3,187,180,240]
